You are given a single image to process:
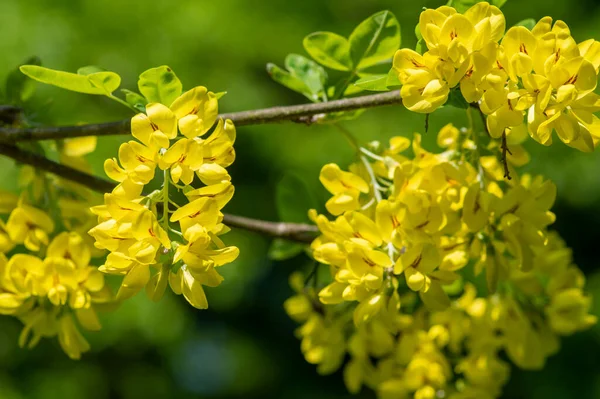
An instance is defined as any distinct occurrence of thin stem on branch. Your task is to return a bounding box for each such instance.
[0,90,402,142]
[0,142,318,243]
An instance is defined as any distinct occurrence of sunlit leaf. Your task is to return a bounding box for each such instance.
[386,68,401,89]
[449,0,507,13]
[285,54,327,101]
[349,10,400,70]
[303,32,353,71]
[267,63,314,100]
[77,65,106,75]
[20,65,121,95]
[214,91,227,100]
[121,89,147,108]
[354,74,388,91]
[138,65,182,106]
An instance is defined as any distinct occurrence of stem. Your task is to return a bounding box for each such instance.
[0,91,402,142]
[0,143,317,243]
[360,155,383,203]
[107,94,138,113]
[360,147,385,162]
[467,106,486,189]
[161,168,170,231]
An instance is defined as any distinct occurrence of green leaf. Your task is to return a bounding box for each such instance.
[268,238,305,261]
[121,89,147,107]
[77,65,106,75]
[6,56,41,103]
[515,18,536,30]
[415,24,422,41]
[449,0,507,13]
[317,109,365,124]
[349,10,401,70]
[354,74,388,91]
[303,32,353,71]
[385,68,401,89]
[214,91,227,100]
[138,65,182,106]
[415,39,425,55]
[276,173,317,223]
[267,63,314,101]
[447,88,469,109]
[20,65,121,95]
[285,54,327,101]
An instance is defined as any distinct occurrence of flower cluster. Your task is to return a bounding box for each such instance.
[0,231,111,359]
[89,83,239,309]
[394,2,600,151]
[285,125,596,398]
[0,139,111,359]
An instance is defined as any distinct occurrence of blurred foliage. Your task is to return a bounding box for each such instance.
[1,0,600,398]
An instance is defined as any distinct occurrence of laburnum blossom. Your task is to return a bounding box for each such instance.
[286,124,595,399]
[0,232,111,359]
[393,2,600,153]
[90,71,239,311]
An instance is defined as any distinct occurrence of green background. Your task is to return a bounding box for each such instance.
[1,0,600,398]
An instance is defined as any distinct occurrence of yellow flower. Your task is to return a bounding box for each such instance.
[319,163,369,215]
[131,102,177,150]
[6,204,54,251]
[158,138,204,184]
[170,86,219,138]
[104,141,157,184]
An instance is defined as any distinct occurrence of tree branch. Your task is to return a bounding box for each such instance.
[222,214,317,243]
[0,91,402,142]
[0,143,318,243]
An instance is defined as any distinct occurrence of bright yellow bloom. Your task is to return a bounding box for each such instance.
[131,102,177,150]
[170,86,219,138]
[6,204,54,251]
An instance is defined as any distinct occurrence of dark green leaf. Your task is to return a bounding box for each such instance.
[349,10,401,70]
[138,65,182,106]
[515,18,536,30]
[354,74,388,91]
[5,56,40,104]
[447,88,469,109]
[276,173,317,223]
[268,238,306,261]
[303,32,353,71]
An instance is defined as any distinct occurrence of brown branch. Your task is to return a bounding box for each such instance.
[0,143,318,243]
[0,91,402,142]
[500,130,512,181]
[222,214,318,243]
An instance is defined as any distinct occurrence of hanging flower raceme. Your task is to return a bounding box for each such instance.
[89,68,239,310]
[285,125,596,398]
[393,2,600,152]
[0,133,112,359]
